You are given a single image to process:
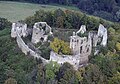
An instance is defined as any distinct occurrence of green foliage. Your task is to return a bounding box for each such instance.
[23,8,120,83]
[77,0,120,22]
[45,61,60,80]
[54,9,66,28]
[0,61,8,84]
[38,42,51,60]
[55,16,65,28]
[64,20,72,29]
[116,42,120,51]
[108,72,120,84]
[2,0,120,22]
[77,32,88,37]
[82,64,106,84]
[114,55,120,72]
[0,17,11,30]
[107,27,120,52]
[115,9,120,21]
[1,3,120,83]
[0,29,37,84]
[86,16,99,30]
[108,27,116,35]
[98,46,108,55]
[57,63,79,84]
[0,28,11,37]
[50,38,71,55]
[108,40,116,52]
[91,54,117,78]
[36,64,45,84]
[52,28,76,42]
[75,68,85,82]
[4,78,17,84]
[54,8,66,18]
[46,70,55,80]
[24,16,36,28]
[24,9,116,30]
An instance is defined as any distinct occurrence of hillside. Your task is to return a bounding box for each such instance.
[0,1,79,22]
[0,1,120,84]
[2,0,120,22]
[0,28,37,84]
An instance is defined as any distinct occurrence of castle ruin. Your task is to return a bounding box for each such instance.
[11,22,107,69]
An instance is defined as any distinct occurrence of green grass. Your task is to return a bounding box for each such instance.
[0,1,79,22]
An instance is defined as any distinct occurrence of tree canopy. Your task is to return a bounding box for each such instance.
[50,38,71,55]
[4,0,120,22]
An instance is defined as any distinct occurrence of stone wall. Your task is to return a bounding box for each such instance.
[31,22,53,44]
[16,29,88,69]
[50,51,80,69]
[16,30,48,64]
[50,51,88,69]
[12,22,92,70]
[98,24,107,46]
[16,32,29,55]
[70,36,92,56]
[11,22,28,38]
[89,31,98,47]
[11,22,108,70]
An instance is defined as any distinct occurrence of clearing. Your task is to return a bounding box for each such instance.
[0,1,79,22]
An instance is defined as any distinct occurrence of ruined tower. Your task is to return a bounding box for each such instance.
[11,22,27,38]
[70,25,92,64]
[31,22,53,44]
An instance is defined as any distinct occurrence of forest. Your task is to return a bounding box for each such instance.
[3,0,120,22]
[0,7,120,83]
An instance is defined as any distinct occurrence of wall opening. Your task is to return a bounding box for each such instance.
[81,40,83,44]
[80,46,82,53]
[87,48,89,52]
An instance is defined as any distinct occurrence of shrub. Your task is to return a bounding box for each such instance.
[0,17,11,30]
[50,38,71,55]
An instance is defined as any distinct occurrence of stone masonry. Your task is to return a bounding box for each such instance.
[11,22,107,70]
[31,22,53,44]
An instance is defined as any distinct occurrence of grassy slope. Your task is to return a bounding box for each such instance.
[0,1,79,22]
